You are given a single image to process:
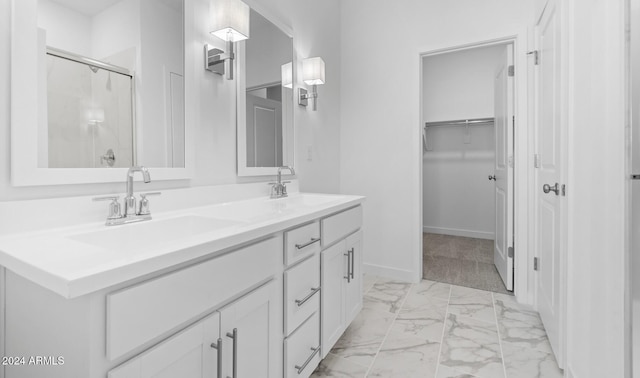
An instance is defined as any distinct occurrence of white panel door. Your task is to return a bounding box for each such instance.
[493,44,515,292]
[219,281,278,378]
[108,313,219,378]
[246,94,283,167]
[535,0,565,367]
[321,241,346,358]
[344,231,363,325]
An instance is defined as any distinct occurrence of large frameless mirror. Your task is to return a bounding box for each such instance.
[236,8,294,176]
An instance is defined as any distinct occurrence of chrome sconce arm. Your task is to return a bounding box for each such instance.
[205,0,250,80]
[298,57,325,111]
[298,86,319,110]
[205,40,236,80]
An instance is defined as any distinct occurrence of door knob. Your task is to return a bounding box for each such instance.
[488,175,496,181]
[543,183,559,195]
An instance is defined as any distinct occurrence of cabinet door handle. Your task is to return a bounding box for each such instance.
[344,252,351,283]
[226,328,238,378]
[294,346,321,374]
[349,248,355,280]
[295,238,320,250]
[295,287,320,307]
[210,338,223,378]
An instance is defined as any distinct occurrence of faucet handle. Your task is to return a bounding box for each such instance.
[138,192,161,215]
[93,196,122,219]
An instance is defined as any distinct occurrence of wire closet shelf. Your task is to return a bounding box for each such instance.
[424,117,495,128]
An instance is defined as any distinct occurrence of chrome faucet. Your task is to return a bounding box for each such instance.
[269,166,296,199]
[124,166,151,217]
[93,166,161,226]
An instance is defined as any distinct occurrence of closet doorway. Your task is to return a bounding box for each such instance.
[421,42,515,294]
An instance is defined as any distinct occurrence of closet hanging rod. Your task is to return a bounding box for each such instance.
[424,117,494,128]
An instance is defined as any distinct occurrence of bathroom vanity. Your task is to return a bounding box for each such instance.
[0,184,364,378]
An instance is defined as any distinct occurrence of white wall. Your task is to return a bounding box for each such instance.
[422,45,504,239]
[340,0,533,281]
[0,0,342,200]
[36,0,92,56]
[564,0,628,375]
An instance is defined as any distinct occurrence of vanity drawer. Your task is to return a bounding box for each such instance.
[284,221,321,266]
[106,236,280,361]
[321,206,363,247]
[284,254,320,335]
[284,312,321,378]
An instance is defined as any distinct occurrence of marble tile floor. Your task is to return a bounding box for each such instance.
[423,233,511,295]
[312,275,563,378]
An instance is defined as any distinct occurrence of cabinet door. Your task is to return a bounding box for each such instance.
[219,281,278,378]
[320,241,346,358]
[344,231,363,326]
[108,313,220,378]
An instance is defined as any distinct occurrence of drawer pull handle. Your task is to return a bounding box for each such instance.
[226,328,238,378]
[295,346,321,374]
[210,338,223,378]
[295,287,321,307]
[344,249,352,283]
[295,238,320,250]
[349,248,355,280]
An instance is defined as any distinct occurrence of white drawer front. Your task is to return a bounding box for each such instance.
[107,237,280,361]
[284,312,321,378]
[321,206,363,247]
[284,255,320,335]
[284,221,321,266]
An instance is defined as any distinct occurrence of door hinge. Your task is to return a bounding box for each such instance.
[534,154,541,168]
[533,257,539,271]
[508,65,515,77]
[508,246,514,258]
[561,184,566,196]
[528,50,540,65]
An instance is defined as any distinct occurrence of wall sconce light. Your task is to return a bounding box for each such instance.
[298,57,325,111]
[87,108,105,126]
[205,0,250,80]
[281,62,293,88]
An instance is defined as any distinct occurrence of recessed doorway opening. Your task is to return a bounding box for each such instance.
[421,42,515,294]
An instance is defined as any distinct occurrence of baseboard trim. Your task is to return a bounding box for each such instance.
[423,226,494,240]
[363,263,418,283]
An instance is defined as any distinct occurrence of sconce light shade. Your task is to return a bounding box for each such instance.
[281,62,293,88]
[302,57,325,85]
[210,0,250,42]
[87,108,105,125]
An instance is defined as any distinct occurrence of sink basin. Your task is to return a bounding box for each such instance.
[69,215,243,252]
[207,194,342,222]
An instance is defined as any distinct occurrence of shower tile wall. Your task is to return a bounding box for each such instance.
[45,53,133,168]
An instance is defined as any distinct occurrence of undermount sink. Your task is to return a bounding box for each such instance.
[69,215,243,252]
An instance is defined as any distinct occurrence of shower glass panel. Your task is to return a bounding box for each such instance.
[45,53,134,168]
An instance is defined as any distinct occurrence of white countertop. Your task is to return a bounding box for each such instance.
[0,192,364,299]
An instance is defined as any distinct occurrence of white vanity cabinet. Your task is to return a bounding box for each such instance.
[0,195,364,378]
[320,208,364,358]
[108,312,221,378]
[108,281,278,378]
[3,237,281,378]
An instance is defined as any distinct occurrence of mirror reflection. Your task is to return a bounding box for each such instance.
[37,0,184,168]
[242,9,293,170]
